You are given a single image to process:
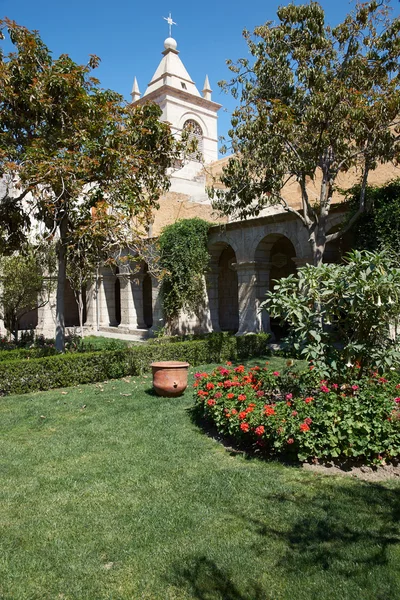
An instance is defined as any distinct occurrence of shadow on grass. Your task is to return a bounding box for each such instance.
[170,480,400,599]
[169,556,268,600]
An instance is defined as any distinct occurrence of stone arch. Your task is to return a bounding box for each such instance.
[254,233,297,338]
[183,119,204,161]
[178,112,209,138]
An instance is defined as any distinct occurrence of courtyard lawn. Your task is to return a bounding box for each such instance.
[1,357,400,600]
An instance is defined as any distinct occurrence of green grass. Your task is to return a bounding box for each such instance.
[1,356,400,600]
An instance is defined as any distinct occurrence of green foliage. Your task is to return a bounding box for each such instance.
[262,250,400,379]
[0,19,187,350]
[195,363,400,464]
[346,179,400,255]
[158,218,211,320]
[0,244,55,340]
[0,333,270,395]
[211,1,400,265]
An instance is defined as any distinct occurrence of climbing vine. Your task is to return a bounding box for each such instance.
[158,218,211,320]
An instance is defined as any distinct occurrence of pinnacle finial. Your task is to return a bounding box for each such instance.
[130,77,141,102]
[202,75,212,100]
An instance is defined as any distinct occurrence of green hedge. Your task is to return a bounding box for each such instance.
[0,333,270,396]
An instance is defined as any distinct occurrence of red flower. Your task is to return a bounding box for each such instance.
[240,422,250,432]
[287,438,294,444]
[300,423,310,432]
[206,382,215,390]
[304,417,312,425]
[218,367,230,376]
[238,394,247,402]
[231,409,237,415]
[235,365,245,373]
[304,397,314,404]
[227,393,235,399]
[291,410,298,416]
[223,380,233,388]
[226,361,232,366]
[264,406,275,416]
[309,366,314,371]
[396,384,400,389]
[255,425,265,436]
[395,398,400,404]
[214,392,222,399]
[256,390,265,397]
[207,399,216,406]
[238,411,247,420]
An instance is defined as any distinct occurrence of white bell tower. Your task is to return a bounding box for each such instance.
[131,33,221,168]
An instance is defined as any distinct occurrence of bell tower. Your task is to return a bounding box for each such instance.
[131,34,221,167]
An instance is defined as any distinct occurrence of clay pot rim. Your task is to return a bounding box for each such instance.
[151,361,190,368]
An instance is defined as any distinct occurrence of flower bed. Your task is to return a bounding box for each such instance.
[194,362,400,464]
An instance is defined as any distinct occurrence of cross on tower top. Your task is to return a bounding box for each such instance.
[163,12,177,37]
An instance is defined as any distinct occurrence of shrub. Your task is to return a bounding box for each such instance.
[0,333,270,395]
[262,250,400,380]
[194,362,400,465]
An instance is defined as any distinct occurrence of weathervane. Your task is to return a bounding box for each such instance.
[163,12,177,37]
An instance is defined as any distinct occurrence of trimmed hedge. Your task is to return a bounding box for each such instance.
[0,333,270,396]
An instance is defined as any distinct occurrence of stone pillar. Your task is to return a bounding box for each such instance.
[84,280,97,331]
[99,272,118,327]
[255,263,272,333]
[132,273,146,329]
[149,276,164,335]
[206,268,221,332]
[232,261,259,335]
[37,280,57,337]
[118,273,140,331]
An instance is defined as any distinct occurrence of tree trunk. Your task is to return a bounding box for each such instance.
[310,225,327,266]
[55,216,68,352]
[78,289,84,339]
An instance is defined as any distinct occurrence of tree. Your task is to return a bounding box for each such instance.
[0,244,55,342]
[0,19,186,350]
[211,1,400,265]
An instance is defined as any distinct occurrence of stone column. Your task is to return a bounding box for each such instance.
[149,276,164,335]
[205,268,221,332]
[99,272,118,327]
[37,280,57,337]
[132,273,146,329]
[118,273,140,331]
[232,261,259,335]
[255,262,272,334]
[84,280,97,331]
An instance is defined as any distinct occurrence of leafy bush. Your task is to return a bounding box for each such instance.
[263,250,400,380]
[0,333,270,395]
[158,218,211,321]
[194,363,400,464]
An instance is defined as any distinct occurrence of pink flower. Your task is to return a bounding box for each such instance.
[304,417,312,425]
[332,384,339,390]
[351,385,359,391]
[320,385,330,393]
[286,393,293,400]
[273,371,280,376]
[214,392,222,399]
[194,372,202,379]
[256,390,265,397]
[287,438,294,444]
[395,397,400,404]
[292,410,298,416]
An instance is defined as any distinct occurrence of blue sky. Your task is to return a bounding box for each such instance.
[2,0,399,155]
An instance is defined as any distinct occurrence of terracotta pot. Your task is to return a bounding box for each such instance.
[151,361,190,397]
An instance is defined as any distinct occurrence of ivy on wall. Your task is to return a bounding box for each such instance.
[158,218,211,320]
[346,179,400,255]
